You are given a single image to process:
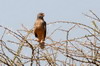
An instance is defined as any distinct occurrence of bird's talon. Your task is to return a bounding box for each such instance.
[40,41,45,44]
[34,38,39,42]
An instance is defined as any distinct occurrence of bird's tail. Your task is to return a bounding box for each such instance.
[39,42,45,49]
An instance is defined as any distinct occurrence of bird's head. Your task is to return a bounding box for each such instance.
[37,13,45,19]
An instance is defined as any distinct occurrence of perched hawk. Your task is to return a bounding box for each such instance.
[33,13,46,49]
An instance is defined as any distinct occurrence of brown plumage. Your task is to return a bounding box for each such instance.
[33,13,46,49]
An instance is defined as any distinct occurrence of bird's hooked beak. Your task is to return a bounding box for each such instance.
[40,13,45,17]
[37,13,45,18]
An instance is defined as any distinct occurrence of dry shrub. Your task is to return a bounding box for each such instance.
[0,10,100,66]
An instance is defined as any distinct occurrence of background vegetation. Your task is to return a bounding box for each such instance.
[0,11,100,66]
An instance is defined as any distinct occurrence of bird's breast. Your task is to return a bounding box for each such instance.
[35,20,44,28]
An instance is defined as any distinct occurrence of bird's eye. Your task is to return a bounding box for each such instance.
[38,13,44,17]
[41,14,43,15]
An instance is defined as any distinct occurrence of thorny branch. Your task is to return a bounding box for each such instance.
[0,11,100,66]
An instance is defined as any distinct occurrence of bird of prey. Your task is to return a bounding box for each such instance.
[33,13,46,49]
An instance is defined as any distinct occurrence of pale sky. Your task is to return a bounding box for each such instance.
[0,0,100,40]
[0,0,100,66]
[0,0,100,29]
